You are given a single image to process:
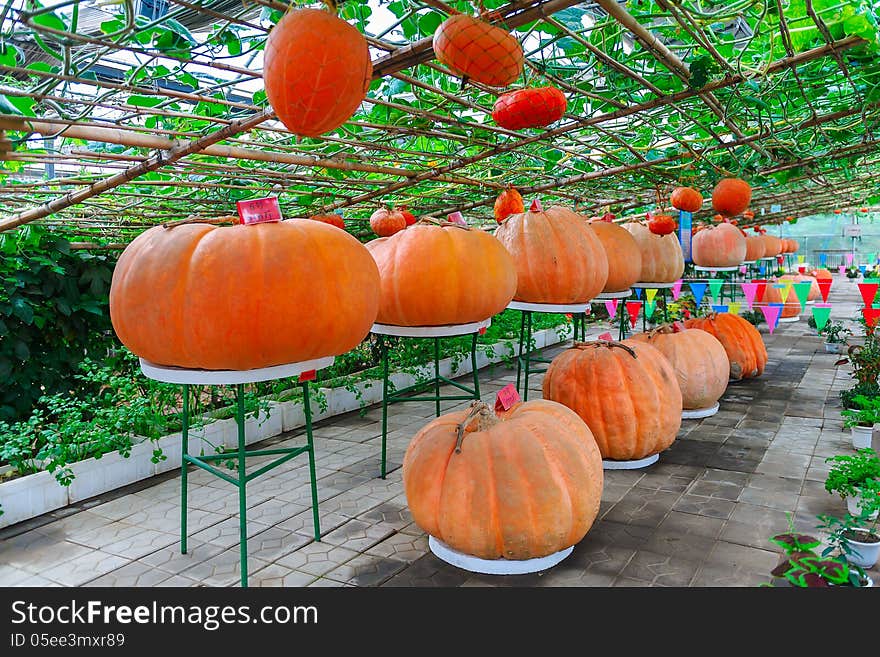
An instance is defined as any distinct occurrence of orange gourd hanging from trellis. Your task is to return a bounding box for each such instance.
[433,13,524,87]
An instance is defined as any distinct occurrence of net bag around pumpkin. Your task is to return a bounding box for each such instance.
[433,12,524,87]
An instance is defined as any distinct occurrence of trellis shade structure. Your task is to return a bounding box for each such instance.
[1,0,880,242]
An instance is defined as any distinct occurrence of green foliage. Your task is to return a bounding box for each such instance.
[768,528,853,587]
[818,320,851,344]
[841,394,880,428]
[824,448,880,499]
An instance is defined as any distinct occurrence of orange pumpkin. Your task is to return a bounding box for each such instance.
[811,268,832,280]
[366,220,517,326]
[691,222,747,267]
[263,9,371,137]
[763,276,801,318]
[793,273,821,301]
[745,234,766,261]
[494,203,608,303]
[493,186,524,223]
[630,324,729,411]
[684,313,767,380]
[670,186,703,213]
[712,178,752,217]
[789,239,800,253]
[647,213,677,236]
[589,220,642,293]
[398,207,417,226]
[623,221,685,283]
[309,213,345,230]
[433,14,523,87]
[403,400,603,560]
[543,340,682,461]
[760,234,783,257]
[110,221,380,370]
[370,208,406,237]
[492,86,567,130]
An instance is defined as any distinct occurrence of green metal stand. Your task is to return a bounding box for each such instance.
[375,323,485,479]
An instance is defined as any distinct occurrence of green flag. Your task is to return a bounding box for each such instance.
[707,279,724,301]
[812,305,831,332]
[793,281,812,312]
[645,300,656,319]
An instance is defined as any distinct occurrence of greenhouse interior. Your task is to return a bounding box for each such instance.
[2,0,880,590]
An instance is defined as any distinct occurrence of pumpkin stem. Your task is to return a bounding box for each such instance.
[454,402,499,453]
[572,340,638,358]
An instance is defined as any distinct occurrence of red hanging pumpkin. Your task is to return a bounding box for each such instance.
[309,213,345,230]
[492,86,567,130]
[712,178,752,217]
[433,14,523,87]
[648,213,677,236]
[370,208,406,237]
[493,186,525,223]
[398,206,417,226]
[670,186,703,213]
[263,9,372,137]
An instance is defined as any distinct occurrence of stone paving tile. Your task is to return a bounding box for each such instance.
[672,494,736,520]
[184,548,270,587]
[246,564,318,588]
[381,553,472,587]
[276,541,359,576]
[366,533,429,564]
[189,517,273,549]
[42,550,129,586]
[243,526,312,562]
[319,519,395,552]
[125,503,228,534]
[617,550,702,587]
[686,480,745,502]
[99,527,180,560]
[140,539,227,575]
[1,534,94,575]
[323,553,407,586]
[601,488,681,529]
[83,560,177,587]
[655,511,725,540]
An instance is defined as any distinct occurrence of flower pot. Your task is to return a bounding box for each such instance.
[847,492,880,521]
[843,530,880,569]
[851,424,874,450]
[824,342,845,354]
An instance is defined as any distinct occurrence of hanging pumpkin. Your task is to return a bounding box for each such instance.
[110,221,380,371]
[403,399,603,560]
[366,219,517,326]
[683,313,767,380]
[398,207,417,226]
[743,209,755,220]
[589,219,642,293]
[647,213,677,236]
[623,221,685,283]
[630,324,729,411]
[834,209,842,214]
[370,208,407,237]
[494,201,608,303]
[763,275,801,318]
[493,186,525,223]
[309,213,345,230]
[263,9,372,137]
[492,86,567,130]
[543,340,682,461]
[670,186,703,213]
[744,234,766,261]
[712,178,752,217]
[691,222,747,267]
[433,14,524,87]
[760,233,783,257]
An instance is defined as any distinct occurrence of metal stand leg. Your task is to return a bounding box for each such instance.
[180,384,189,555]
[380,335,389,480]
[523,311,533,401]
[434,337,441,418]
[236,384,248,588]
[303,380,321,542]
[662,289,669,323]
[516,310,526,393]
[470,333,480,401]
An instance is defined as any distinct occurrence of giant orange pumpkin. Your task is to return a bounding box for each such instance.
[543,340,682,461]
[433,14,523,87]
[670,186,703,213]
[492,86,567,130]
[760,234,783,257]
[366,220,517,326]
[403,400,603,560]
[712,178,752,217]
[630,324,729,411]
[793,273,821,301]
[684,313,767,380]
[494,186,524,223]
[763,276,801,318]
[623,221,685,283]
[494,203,608,303]
[589,220,642,293]
[691,222,747,267]
[263,9,372,137]
[110,221,380,370]
[745,234,766,262]
[789,239,800,253]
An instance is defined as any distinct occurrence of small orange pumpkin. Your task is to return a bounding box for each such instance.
[369,208,406,237]
[493,186,525,223]
[712,178,752,217]
[670,186,703,213]
[309,213,345,230]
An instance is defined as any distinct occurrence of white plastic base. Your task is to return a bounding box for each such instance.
[507,300,592,313]
[139,356,335,385]
[633,281,676,289]
[428,536,573,575]
[694,265,739,272]
[594,289,632,300]
[602,453,659,470]
[779,316,799,323]
[370,319,491,338]
[682,402,720,419]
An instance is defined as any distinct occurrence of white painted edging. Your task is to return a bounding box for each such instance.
[1,326,575,529]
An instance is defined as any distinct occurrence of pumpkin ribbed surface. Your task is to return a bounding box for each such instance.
[670,186,703,213]
[745,235,766,261]
[760,234,783,257]
[623,221,685,283]
[590,220,642,292]
[403,400,603,560]
[433,14,523,87]
[684,313,767,380]
[692,223,747,267]
[492,86,567,130]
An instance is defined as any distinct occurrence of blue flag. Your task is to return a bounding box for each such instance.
[712,304,729,313]
[689,282,708,307]
[819,253,827,266]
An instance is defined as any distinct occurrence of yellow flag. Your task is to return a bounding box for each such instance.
[646,288,657,303]
[780,286,791,303]
[728,301,741,315]
[798,255,805,263]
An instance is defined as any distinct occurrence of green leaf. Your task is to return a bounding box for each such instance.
[13,340,29,361]
[0,95,35,116]
[32,11,67,32]
[418,11,444,35]
[100,18,124,34]
[687,54,720,89]
[0,44,19,67]
[126,95,164,107]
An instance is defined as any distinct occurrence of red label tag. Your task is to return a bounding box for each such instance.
[297,369,316,383]
[236,197,282,225]
[564,313,573,321]
[447,211,467,226]
[478,326,487,335]
[597,331,613,341]
[495,384,521,413]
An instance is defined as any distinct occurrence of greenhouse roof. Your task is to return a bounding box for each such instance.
[1,0,880,242]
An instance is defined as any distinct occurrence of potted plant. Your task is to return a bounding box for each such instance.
[767,530,872,587]
[817,484,880,571]
[836,334,880,409]
[819,321,851,354]
[840,396,880,449]
[824,448,880,518]
[846,266,861,281]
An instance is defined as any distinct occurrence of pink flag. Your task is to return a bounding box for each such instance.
[761,304,782,334]
[604,299,618,317]
[739,265,748,274]
[846,253,854,265]
[671,279,683,300]
[839,265,846,275]
[741,282,758,310]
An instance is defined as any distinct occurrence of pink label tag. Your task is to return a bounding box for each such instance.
[597,331,613,341]
[298,370,316,383]
[495,384,521,412]
[236,197,282,225]
[447,211,467,226]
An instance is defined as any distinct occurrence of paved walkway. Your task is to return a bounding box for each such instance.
[1,276,876,587]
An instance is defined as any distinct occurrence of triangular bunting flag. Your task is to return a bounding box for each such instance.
[761,304,782,334]
[793,281,811,312]
[597,331,613,341]
[863,307,880,330]
[741,283,758,310]
[739,265,748,275]
[728,301,741,315]
[846,253,854,265]
[819,253,827,266]
[759,264,767,276]
[645,288,657,303]
[604,299,619,317]
[625,301,642,328]
[672,279,683,300]
[812,304,831,332]
[645,300,656,319]
[689,282,707,307]
[776,255,785,266]
[839,264,846,275]
[708,279,724,301]
[753,279,768,303]
[797,255,805,263]
[857,282,878,307]
[859,264,867,275]
[712,304,729,313]
[775,283,790,303]
[817,278,832,303]
[634,287,643,299]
